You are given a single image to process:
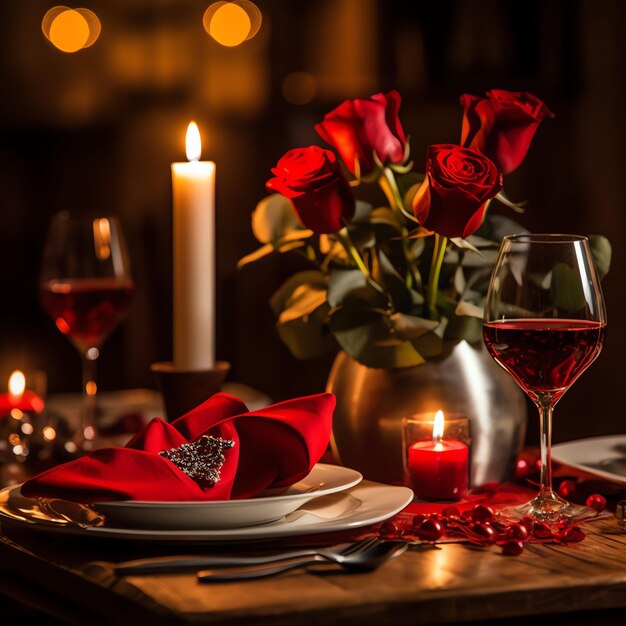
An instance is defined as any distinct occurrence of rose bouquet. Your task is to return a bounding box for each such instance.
[240,90,611,369]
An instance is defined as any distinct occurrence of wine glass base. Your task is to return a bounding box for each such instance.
[499,492,599,524]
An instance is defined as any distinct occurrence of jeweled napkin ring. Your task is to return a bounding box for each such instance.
[159,435,235,487]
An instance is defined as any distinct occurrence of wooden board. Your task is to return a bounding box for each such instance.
[2,517,626,625]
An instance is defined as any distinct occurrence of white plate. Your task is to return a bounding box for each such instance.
[0,481,413,543]
[92,464,363,529]
[552,435,626,484]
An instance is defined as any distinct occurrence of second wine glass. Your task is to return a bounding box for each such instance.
[483,234,606,522]
[40,212,134,450]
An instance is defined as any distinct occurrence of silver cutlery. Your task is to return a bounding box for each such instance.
[113,536,382,576]
[196,539,408,581]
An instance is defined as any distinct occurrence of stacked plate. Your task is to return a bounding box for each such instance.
[0,464,413,543]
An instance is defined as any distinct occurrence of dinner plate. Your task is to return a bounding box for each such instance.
[0,481,413,543]
[92,463,363,529]
[552,435,626,484]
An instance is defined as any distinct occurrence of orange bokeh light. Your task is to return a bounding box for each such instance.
[42,6,101,53]
[203,1,261,47]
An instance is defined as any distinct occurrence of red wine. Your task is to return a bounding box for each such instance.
[483,319,606,399]
[40,278,134,351]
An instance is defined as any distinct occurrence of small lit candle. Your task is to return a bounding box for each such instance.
[408,410,468,500]
[171,122,216,370]
[0,370,45,417]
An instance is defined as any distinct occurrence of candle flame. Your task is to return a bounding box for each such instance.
[186,121,202,161]
[8,370,26,397]
[432,410,444,443]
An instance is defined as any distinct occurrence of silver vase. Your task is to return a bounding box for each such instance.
[326,341,527,486]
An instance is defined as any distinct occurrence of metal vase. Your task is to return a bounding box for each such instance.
[326,341,527,486]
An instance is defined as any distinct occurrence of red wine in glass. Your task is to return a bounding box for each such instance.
[483,319,606,401]
[483,234,606,523]
[40,212,133,450]
[40,278,135,353]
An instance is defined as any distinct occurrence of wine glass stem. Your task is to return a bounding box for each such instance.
[537,394,554,497]
[80,350,98,443]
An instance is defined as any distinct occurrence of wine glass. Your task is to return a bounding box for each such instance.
[39,212,134,450]
[483,234,606,522]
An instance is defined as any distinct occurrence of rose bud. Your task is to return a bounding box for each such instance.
[558,479,577,499]
[460,89,554,174]
[266,146,355,233]
[315,90,407,176]
[586,494,607,512]
[412,144,502,239]
[415,518,444,542]
[501,540,525,556]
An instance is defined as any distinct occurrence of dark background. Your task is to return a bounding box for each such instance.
[0,0,624,444]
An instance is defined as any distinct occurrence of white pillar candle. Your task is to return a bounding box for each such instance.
[171,121,215,370]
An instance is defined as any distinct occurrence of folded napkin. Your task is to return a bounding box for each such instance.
[21,392,335,503]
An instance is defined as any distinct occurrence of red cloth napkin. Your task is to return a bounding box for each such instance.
[21,392,335,503]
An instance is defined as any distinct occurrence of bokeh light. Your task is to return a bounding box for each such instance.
[203,1,262,47]
[282,72,317,105]
[42,6,101,53]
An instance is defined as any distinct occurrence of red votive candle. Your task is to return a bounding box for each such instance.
[0,370,45,418]
[407,410,468,500]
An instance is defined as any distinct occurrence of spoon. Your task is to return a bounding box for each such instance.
[196,540,408,582]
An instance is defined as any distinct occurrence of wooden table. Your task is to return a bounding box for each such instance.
[2,516,626,625]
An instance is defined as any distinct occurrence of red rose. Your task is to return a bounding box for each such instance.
[413,145,503,239]
[266,146,355,234]
[315,90,407,176]
[460,89,554,174]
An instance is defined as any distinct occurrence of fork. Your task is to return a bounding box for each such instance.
[113,536,381,576]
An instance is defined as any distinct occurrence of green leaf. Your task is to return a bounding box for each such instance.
[396,172,425,205]
[369,207,402,230]
[237,243,274,269]
[449,237,484,256]
[270,271,327,315]
[329,307,425,368]
[276,317,336,360]
[252,193,303,244]
[494,190,527,213]
[588,235,612,280]
[389,313,439,341]
[327,269,386,309]
[278,284,328,324]
[455,300,484,318]
[550,263,586,313]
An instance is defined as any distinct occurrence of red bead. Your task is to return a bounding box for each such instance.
[515,458,529,479]
[379,520,399,536]
[532,522,553,539]
[501,540,525,556]
[562,526,586,542]
[471,522,497,544]
[412,514,426,529]
[519,516,534,530]
[507,524,529,541]
[415,518,443,542]
[586,494,606,512]
[442,505,460,518]
[471,505,495,522]
[558,479,577,499]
